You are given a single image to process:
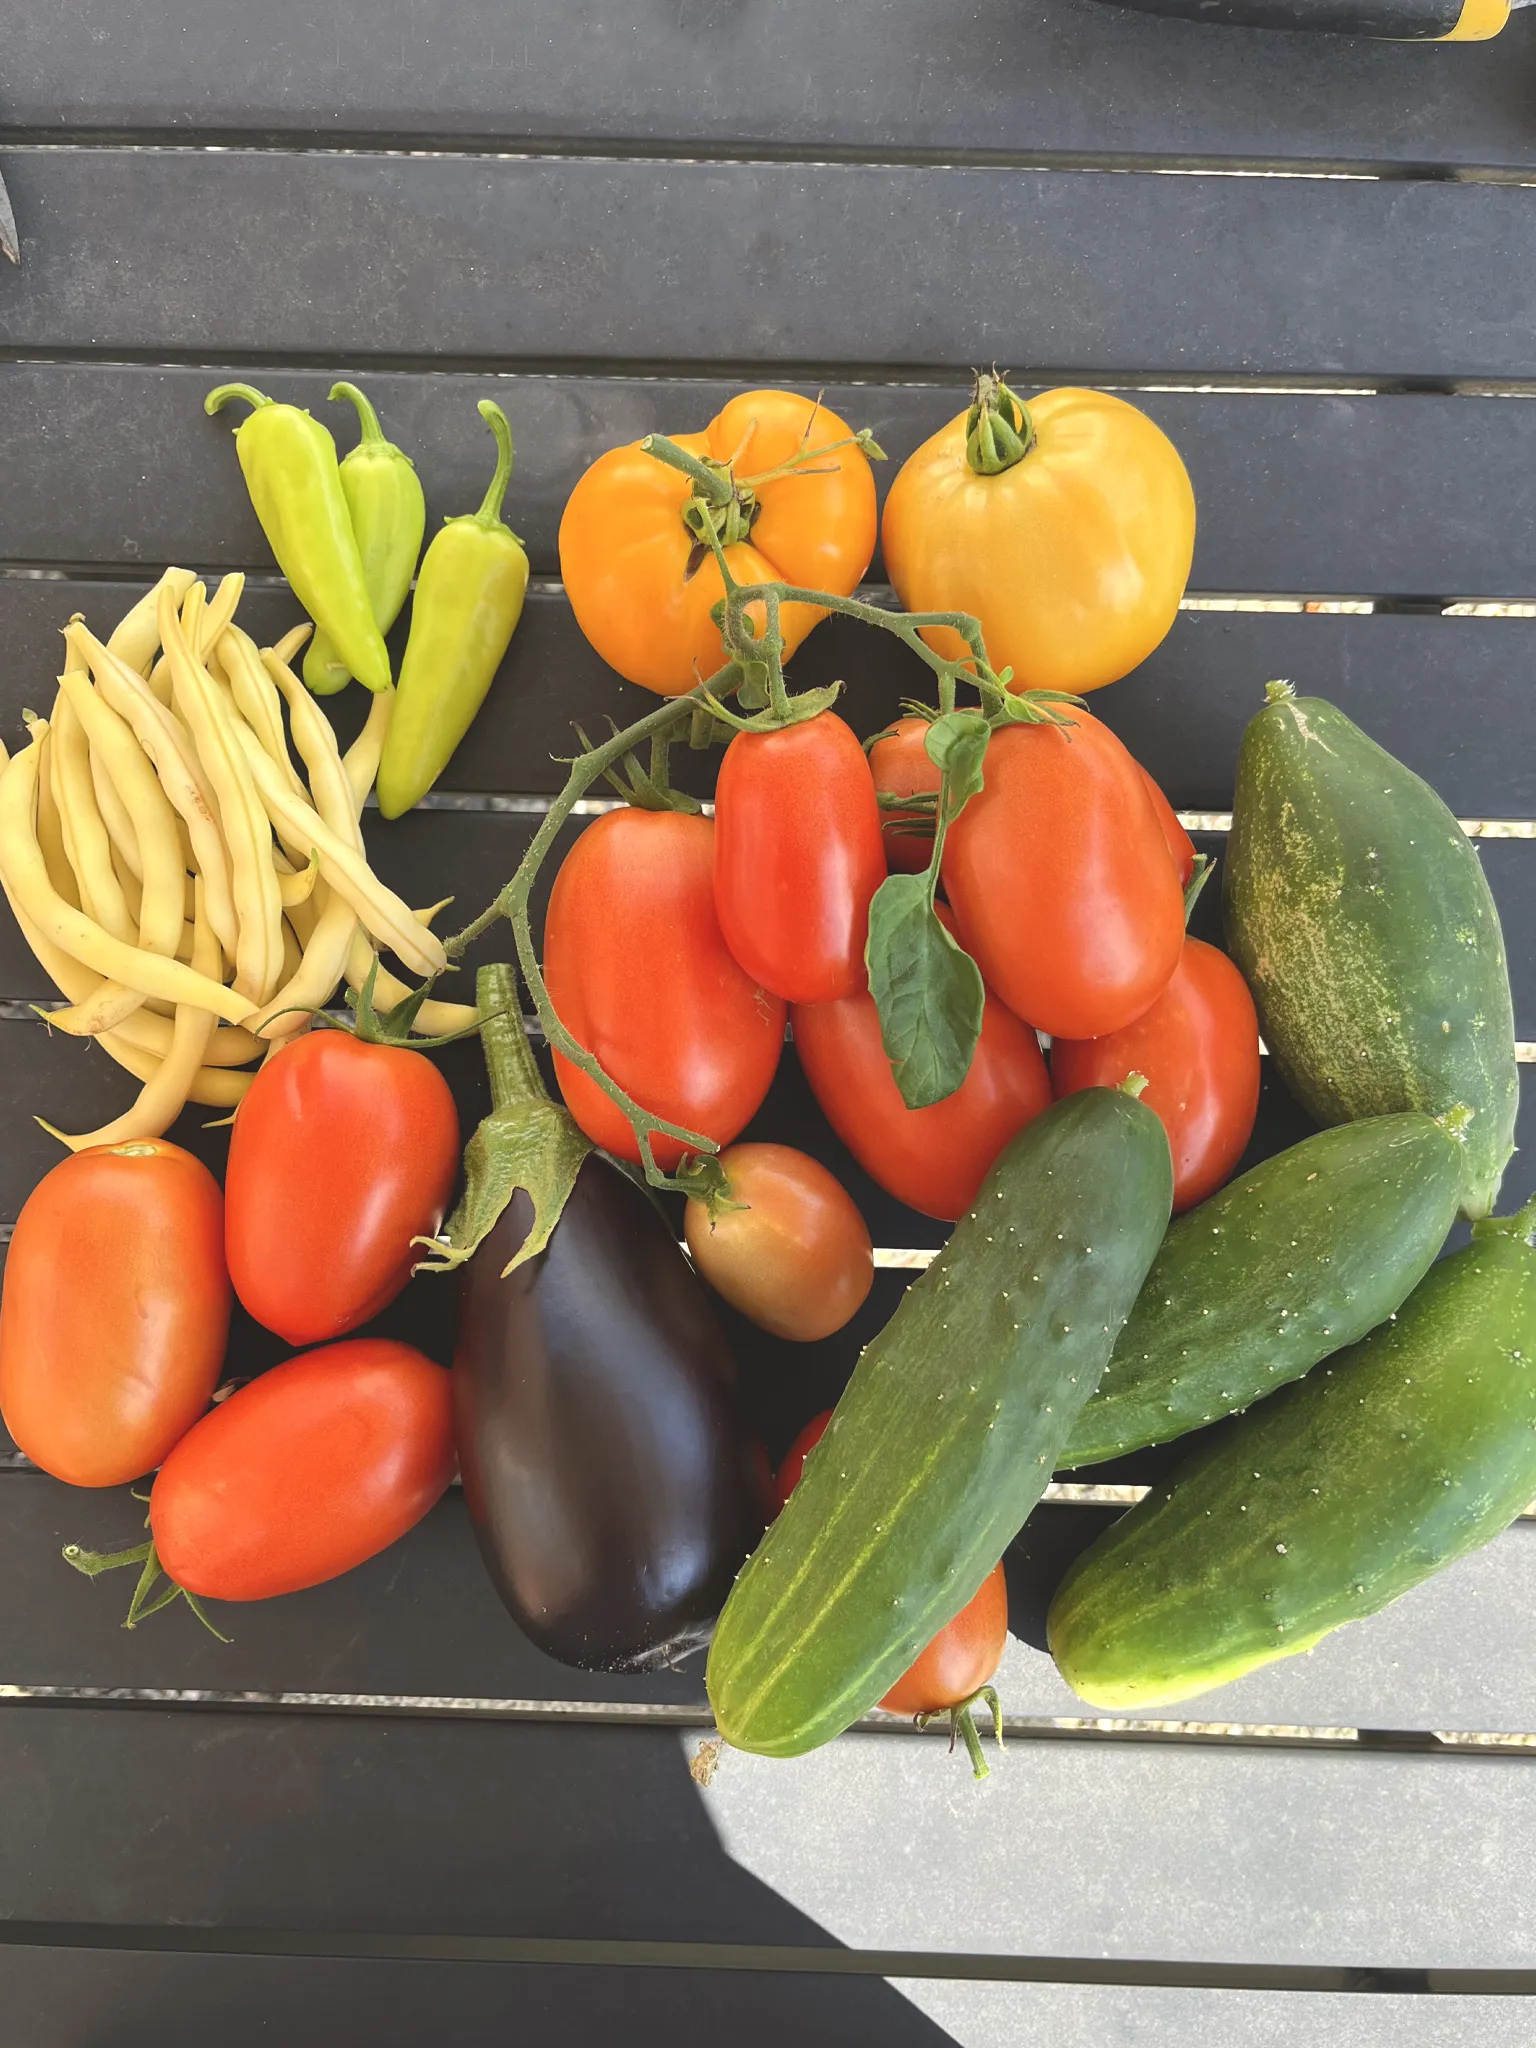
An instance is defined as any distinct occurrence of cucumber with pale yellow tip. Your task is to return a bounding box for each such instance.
[706,1082,1172,1760]
[1048,1197,1536,1711]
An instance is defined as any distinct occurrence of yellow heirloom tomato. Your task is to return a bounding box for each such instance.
[881,376,1195,695]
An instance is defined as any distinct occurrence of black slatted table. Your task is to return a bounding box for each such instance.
[3,7,1536,2040]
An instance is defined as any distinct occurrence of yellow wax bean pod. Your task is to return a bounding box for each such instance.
[98,1027,255,1109]
[272,622,312,666]
[248,888,357,1042]
[106,568,197,678]
[0,724,255,1025]
[67,619,242,961]
[38,880,226,1151]
[0,864,259,1068]
[278,913,303,986]
[262,646,364,853]
[231,722,445,976]
[90,742,142,881]
[343,687,394,818]
[197,573,245,659]
[277,847,321,906]
[159,587,284,1004]
[219,626,310,804]
[32,723,80,908]
[49,688,135,943]
[56,667,184,963]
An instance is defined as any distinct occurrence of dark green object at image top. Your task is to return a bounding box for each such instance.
[377,401,529,820]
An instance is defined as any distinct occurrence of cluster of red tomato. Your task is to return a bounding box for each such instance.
[545,703,1260,1231]
[0,1030,464,1611]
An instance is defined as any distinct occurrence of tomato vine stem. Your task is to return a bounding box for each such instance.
[439,426,1062,1190]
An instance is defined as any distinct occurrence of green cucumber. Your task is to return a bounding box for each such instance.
[1224,684,1517,1221]
[1058,1112,1465,1469]
[707,1086,1172,1758]
[1048,1197,1536,1710]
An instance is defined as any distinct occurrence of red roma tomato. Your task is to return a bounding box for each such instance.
[684,1143,873,1342]
[559,390,878,696]
[773,1412,1007,1712]
[0,1140,228,1487]
[1137,763,1196,887]
[151,1339,455,1602]
[941,706,1184,1040]
[713,712,885,1004]
[225,1033,460,1348]
[868,715,940,874]
[791,908,1051,1222]
[546,808,785,1171]
[1052,938,1260,1212]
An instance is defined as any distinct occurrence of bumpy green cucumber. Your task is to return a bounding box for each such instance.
[1048,1197,1536,1710]
[707,1087,1172,1758]
[1224,684,1517,1220]
[1059,1112,1464,1468]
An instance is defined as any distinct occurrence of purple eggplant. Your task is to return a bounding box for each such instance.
[442,964,763,1673]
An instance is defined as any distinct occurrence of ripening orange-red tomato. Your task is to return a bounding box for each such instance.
[558,390,878,696]
[684,1143,873,1342]
[882,381,1195,696]
[0,1140,229,1486]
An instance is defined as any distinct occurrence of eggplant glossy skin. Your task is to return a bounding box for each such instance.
[453,1153,764,1672]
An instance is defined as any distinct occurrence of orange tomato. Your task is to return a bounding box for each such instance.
[881,384,1195,696]
[558,390,878,696]
[684,1143,873,1342]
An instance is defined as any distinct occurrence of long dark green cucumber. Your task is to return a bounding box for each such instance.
[706,1087,1172,1758]
[1048,1198,1536,1710]
[1224,685,1517,1221]
[1059,1112,1464,1469]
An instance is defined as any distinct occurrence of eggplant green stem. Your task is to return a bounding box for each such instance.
[478,961,544,1112]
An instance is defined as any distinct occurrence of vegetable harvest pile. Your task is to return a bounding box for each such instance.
[0,373,1527,1782]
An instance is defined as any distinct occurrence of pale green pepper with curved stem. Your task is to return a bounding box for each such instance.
[377,401,528,819]
[304,383,426,697]
[204,383,392,696]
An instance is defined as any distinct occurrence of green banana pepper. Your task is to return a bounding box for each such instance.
[204,383,392,696]
[377,400,529,820]
[304,383,426,697]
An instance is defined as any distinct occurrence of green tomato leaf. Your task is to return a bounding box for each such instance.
[923,710,991,812]
[866,873,986,1111]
